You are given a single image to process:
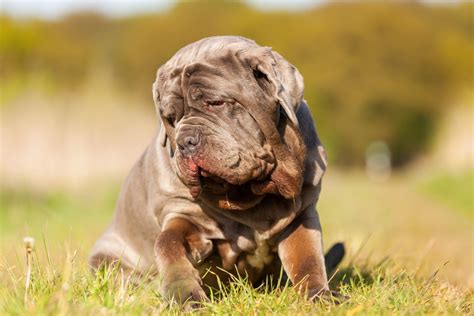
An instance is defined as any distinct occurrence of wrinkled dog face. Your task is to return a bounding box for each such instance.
[153,37,307,210]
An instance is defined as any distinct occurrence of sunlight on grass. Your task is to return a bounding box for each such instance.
[0,240,471,315]
[418,170,473,217]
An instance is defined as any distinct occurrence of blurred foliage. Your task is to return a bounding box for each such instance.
[0,1,472,166]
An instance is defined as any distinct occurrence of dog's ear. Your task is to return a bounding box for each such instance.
[297,101,327,188]
[152,80,167,147]
[236,46,307,199]
[240,47,304,127]
[152,65,185,150]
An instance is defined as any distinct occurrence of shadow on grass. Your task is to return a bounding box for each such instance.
[329,255,392,290]
[329,265,375,288]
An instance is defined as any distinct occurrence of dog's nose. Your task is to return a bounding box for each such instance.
[177,134,200,156]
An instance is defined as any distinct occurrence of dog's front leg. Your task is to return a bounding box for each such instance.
[277,206,336,300]
[155,217,208,306]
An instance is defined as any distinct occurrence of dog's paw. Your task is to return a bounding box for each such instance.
[160,260,208,307]
[309,289,349,304]
[165,277,208,306]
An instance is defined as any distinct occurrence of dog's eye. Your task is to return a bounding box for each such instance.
[206,100,225,107]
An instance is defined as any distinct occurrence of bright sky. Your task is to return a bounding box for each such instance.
[0,0,325,20]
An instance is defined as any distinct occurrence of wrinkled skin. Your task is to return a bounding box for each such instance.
[89,36,345,308]
[158,44,307,210]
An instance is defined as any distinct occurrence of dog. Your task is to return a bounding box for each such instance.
[89,36,345,306]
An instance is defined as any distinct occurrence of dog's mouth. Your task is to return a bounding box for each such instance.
[199,169,266,210]
[199,169,278,210]
[181,158,277,211]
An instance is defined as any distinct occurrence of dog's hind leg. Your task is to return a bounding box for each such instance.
[89,229,154,276]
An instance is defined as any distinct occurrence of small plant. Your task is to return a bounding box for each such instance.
[23,236,35,307]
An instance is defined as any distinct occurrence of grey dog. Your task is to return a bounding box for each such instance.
[89,36,345,306]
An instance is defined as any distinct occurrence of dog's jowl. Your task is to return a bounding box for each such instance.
[89,36,345,306]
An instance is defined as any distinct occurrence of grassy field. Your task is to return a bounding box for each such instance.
[0,170,472,315]
[419,170,474,218]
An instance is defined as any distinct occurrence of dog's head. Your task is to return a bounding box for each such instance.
[153,36,307,210]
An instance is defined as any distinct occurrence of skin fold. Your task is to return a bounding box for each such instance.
[89,36,344,307]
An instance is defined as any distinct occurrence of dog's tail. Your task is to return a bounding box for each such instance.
[324,242,345,275]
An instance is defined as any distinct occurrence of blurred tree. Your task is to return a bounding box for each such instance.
[0,1,472,166]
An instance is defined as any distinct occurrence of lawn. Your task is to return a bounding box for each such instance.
[419,170,473,217]
[0,171,472,315]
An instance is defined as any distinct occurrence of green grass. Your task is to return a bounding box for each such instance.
[418,170,474,217]
[1,253,471,315]
[1,172,473,314]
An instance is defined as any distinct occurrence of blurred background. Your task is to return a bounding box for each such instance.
[1,0,472,289]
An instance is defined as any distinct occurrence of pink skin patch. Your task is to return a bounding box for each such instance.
[190,187,201,198]
[187,159,199,172]
[182,157,201,198]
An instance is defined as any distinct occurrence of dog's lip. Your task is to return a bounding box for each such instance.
[199,183,266,211]
[200,169,226,183]
[200,169,211,177]
[195,166,273,210]
[183,158,202,198]
[199,167,252,190]
[199,167,274,193]
[199,168,230,194]
[184,159,276,207]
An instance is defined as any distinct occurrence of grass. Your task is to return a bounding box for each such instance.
[1,171,473,314]
[1,254,471,315]
[418,170,473,217]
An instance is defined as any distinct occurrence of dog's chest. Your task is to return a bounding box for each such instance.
[244,232,275,269]
[213,229,277,274]
[189,200,301,278]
